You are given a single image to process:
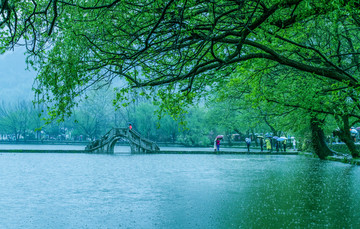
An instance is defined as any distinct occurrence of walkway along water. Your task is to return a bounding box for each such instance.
[0,143,298,155]
[0,127,299,155]
[2,142,359,165]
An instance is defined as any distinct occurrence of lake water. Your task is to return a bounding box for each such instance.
[0,151,359,228]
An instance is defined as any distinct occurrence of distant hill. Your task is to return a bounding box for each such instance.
[0,48,35,103]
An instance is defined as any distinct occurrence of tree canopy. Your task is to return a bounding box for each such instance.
[2,0,360,157]
[1,0,360,118]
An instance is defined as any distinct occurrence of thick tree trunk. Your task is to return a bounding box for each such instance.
[343,137,359,158]
[334,115,360,158]
[310,117,334,160]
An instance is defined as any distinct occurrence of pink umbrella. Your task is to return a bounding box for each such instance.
[216,135,224,139]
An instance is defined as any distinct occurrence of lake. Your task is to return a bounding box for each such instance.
[0,150,359,228]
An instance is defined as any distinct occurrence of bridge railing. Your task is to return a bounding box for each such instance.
[127,128,160,152]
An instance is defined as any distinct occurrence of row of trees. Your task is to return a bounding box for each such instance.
[0,85,299,146]
[0,81,353,155]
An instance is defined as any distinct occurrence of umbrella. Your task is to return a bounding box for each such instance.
[277,138,285,141]
[273,136,279,139]
[265,134,273,138]
[356,127,360,132]
[280,136,287,140]
[257,136,264,138]
[216,135,224,139]
[350,129,358,134]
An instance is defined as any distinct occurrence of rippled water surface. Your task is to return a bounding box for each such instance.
[0,153,359,228]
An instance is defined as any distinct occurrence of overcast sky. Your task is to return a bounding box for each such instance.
[0,48,35,104]
[0,47,127,106]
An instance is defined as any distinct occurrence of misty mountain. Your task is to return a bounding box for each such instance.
[0,48,35,104]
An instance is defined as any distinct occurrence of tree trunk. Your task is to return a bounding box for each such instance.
[263,116,277,136]
[343,137,359,158]
[227,134,233,147]
[310,117,334,160]
[251,128,258,147]
[334,115,360,158]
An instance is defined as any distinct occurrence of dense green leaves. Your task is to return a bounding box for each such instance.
[5,0,359,119]
[2,0,360,156]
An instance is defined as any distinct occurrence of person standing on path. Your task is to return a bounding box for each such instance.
[216,138,221,152]
[259,137,264,152]
[245,138,251,152]
[283,139,287,152]
[293,139,296,150]
[214,138,217,152]
[265,138,271,152]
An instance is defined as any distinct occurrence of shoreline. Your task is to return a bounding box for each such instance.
[0,149,298,155]
[3,149,358,165]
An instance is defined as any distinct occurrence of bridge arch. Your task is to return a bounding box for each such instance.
[107,136,123,153]
[85,128,160,154]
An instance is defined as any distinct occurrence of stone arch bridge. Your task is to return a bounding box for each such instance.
[85,128,160,153]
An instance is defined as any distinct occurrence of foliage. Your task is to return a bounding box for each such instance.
[1,0,359,121]
[0,100,39,140]
[2,0,360,156]
[176,106,211,146]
